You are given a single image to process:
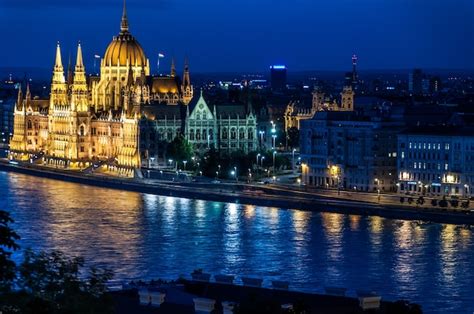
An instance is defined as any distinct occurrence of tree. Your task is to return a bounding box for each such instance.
[167,134,193,164]
[16,249,114,313]
[286,127,300,149]
[0,210,20,292]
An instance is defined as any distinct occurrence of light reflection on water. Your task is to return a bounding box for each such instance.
[1,171,474,313]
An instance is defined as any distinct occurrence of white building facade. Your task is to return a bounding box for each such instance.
[397,128,474,197]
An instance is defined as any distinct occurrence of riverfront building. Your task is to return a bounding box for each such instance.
[300,107,404,192]
[8,2,193,176]
[140,91,258,165]
[397,116,474,197]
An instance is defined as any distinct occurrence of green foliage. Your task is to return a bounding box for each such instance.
[286,127,300,149]
[0,210,20,292]
[0,250,114,314]
[167,134,193,163]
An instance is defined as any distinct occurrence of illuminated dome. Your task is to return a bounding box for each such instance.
[103,1,147,67]
[104,33,147,67]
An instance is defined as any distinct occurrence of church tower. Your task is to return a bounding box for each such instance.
[340,86,355,111]
[312,88,325,112]
[71,43,89,112]
[182,57,193,104]
[50,43,68,107]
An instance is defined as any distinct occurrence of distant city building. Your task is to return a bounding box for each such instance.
[284,86,354,131]
[397,115,474,197]
[270,65,287,92]
[300,108,404,192]
[409,69,424,96]
[0,99,15,147]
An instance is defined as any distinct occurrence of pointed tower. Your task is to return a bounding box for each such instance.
[67,53,74,86]
[16,85,23,110]
[71,42,89,112]
[182,57,193,104]
[50,42,68,107]
[170,58,176,77]
[121,0,129,33]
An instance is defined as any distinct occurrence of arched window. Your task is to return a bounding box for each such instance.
[27,120,32,129]
[167,129,173,141]
[231,128,237,140]
[202,129,207,141]
[189,129,195,141]
[196,114,201,120]
[248,128,254,140]
[239,128,245,139]
[80,125,85,136]
[209,129,214,140]
[222,128,228,140]
[196,130,201,140]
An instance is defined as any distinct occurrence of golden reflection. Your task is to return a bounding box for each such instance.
[293,210,309,235]
[349,215,361,231]
[370,216,384,234]
[321,213,343,266]
[440,224,457,285]
[244,205,256,220]
[12,175,144,277]
[270,207,279,225]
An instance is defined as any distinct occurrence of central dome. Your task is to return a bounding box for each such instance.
[104,33,147,67]
[103,1,147,67]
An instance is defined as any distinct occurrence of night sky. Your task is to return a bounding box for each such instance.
[0,0,473,73]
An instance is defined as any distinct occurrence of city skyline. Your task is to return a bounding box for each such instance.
[0,0,473,72]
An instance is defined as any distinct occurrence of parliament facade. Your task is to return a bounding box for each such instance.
[9,3,194,176]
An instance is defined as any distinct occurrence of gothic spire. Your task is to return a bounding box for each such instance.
[25,82,31,101]
[53,42,65,84]
[183,57,190,87]
[54,42,63,71]
[120,0,129,33]
[75,42,84,70]
[170,58,176,77]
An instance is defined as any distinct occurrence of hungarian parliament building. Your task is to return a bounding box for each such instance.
[9,3,257,176]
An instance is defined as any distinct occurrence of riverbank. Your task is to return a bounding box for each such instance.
[110,278,420,313]
[2,159,474,225]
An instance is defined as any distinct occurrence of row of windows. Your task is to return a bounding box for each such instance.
[405,142,449,150]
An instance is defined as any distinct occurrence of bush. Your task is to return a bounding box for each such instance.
[417,197,425,206]
[450,199,459,208]
[400,197,405,204]
[407,197,414,205]
[439,198,448,208]
[431,199,438,207]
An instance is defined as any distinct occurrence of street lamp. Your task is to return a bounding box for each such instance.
[292,149,296,174]
[272,151,277,176]
[259,131,265,148]
[234,166,238,182]
[183,160,187,171]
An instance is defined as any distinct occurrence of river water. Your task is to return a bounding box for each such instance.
[0,171,473,313]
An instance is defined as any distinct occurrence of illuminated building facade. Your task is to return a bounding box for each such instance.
[300,110,403,192]
[140,91,257,165]
[397,126,474,197]
[9,2,193,176]
[284,86,354,131]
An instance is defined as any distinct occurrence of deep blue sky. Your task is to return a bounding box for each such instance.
[0,0,473,73]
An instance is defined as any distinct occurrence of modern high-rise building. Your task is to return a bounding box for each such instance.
[409,69,423,96]
[270,65,287,91]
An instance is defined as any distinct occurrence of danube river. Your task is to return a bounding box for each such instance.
[1,171,473,313]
